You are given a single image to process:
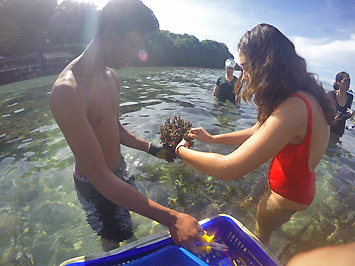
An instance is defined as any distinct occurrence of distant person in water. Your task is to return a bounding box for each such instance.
[50,0,204,253]
[212,58,238,103]
[327,71,354,137]
[175,23,335,243]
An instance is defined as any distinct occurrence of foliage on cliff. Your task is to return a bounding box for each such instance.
[133,31,234,68]
[0,0,234,68]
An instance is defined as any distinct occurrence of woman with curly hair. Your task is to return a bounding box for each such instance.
[175,23,335,243]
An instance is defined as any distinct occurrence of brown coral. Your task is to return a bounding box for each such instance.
[158,115,194,149]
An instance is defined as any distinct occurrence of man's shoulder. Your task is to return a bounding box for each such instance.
[107,67,120,88]
[52,69,77,96]
[50,64,84,110]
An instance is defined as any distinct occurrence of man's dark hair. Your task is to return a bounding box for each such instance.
[95,0,159,37]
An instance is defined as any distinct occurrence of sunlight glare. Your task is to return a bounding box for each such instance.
[86,0,109,10]
[138,49,148,62]
[60,0,109,10]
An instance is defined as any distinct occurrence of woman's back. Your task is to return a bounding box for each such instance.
[268,91,329,208]
[302,91,330,171]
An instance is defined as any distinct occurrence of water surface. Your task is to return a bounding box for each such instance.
[0,67,354,265]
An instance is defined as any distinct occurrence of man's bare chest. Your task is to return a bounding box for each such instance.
[83,83,119,126]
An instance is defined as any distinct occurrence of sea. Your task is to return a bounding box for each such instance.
[0,67,354,265]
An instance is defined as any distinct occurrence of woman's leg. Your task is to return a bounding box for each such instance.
[254,190,297,243]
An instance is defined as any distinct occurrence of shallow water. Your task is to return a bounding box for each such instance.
[0,67,354,265]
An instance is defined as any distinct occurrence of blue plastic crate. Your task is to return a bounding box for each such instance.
[125,245,209,266]
[60,215,282,266]
[195,215,281,266]
[61,236,174,266]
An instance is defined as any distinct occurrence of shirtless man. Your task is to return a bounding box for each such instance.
[50,0,203,253]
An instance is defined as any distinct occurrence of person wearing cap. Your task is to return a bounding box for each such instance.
[212,58,238,103]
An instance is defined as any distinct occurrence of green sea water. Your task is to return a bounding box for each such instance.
[0,67,354,265]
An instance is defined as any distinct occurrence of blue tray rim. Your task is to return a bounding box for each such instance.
[59,214,283,266]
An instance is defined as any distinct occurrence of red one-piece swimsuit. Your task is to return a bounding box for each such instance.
[269,93,316,206]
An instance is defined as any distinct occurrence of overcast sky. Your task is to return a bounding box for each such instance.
[78,0,355,88]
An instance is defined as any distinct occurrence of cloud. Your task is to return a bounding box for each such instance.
[292,34,355,84]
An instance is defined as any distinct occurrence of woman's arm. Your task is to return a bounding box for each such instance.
[189,122,260,146]
[177,97,308,181]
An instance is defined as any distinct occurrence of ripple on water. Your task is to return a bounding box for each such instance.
[0,68,354,266]
[14,108,24,113]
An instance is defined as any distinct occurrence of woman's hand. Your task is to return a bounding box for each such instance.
[175,139,189,155]
[175,139,190,165]
[188,127,214,143]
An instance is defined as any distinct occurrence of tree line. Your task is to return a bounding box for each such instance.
[0,0,234,68]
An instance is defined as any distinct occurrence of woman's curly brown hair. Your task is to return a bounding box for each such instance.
[235,23,335,125]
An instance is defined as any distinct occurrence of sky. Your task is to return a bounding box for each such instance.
[73,0,355,89]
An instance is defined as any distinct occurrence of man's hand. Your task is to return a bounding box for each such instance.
[168,212,205,255]
[147,142,176,162]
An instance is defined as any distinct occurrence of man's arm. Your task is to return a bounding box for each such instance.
[50,82,204,253]
[118,122,150,152]
[112,70,174,160]
[119,122,175,161]
[111,70,149,152]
